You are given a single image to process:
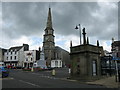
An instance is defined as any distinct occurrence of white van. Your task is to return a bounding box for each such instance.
[0,62,5,67]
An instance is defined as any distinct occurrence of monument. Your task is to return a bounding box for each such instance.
[70,28,104,81]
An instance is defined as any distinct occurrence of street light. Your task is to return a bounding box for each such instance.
[75,24,81,45]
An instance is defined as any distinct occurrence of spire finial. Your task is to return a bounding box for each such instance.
[49,3,51,9]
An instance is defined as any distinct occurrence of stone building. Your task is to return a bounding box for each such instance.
[43,8,70,67]
[111,39,120,69]
[70,28,104,81]
[111,39,120,58]
[43,8,55,66]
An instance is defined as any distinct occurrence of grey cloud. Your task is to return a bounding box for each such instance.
[2,2,48,39]
[2,2,118,42]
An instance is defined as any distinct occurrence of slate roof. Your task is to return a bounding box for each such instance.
[9,46,23,52]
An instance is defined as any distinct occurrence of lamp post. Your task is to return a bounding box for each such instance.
[75,24,81,45]
[115,60,119,82]
[108,52,112,76]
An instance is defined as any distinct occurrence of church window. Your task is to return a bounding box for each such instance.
[46,30,48,34]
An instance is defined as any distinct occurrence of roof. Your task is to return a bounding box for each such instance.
[55,46,69,53]
[9,46,23,52]
[112,41,120,47]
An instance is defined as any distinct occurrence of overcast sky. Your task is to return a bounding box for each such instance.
[0,1,118,52]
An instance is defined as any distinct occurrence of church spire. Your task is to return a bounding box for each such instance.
[46,7,52,29]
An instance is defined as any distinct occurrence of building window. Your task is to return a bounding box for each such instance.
[14,56,16,60]
[116,52,119,57]
[10,56,12,60]
[31,58,32,61]
[15,51,17,54]
[11,52,12,54]
[7,52,8,55]
[55,61,58,67]
[26,58,28,61]
[6,57,8,60]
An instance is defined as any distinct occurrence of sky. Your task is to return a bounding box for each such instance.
[0,0,119,52]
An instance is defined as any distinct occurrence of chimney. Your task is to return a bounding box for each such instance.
[97,40,99,47]
[70,40,72,47]
[87,37,89,44]
[112,37,114,43]
[82,27,86,45]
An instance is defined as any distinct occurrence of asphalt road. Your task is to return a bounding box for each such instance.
[1,68,106,88]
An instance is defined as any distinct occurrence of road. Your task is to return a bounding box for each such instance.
[1,68,106,88]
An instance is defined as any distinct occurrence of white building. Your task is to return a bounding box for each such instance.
[51,60,62,68]
[23,50,40,68]
[4,44,29,67]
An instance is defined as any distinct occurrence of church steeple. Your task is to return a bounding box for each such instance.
[46,7,53,29]
[43,7,55,67]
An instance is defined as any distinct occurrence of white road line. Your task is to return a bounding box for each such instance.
[31,73,60,80]
[0,77,14,80]
[19,80,41,87]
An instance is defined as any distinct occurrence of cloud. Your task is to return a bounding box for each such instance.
[1,2,118,52]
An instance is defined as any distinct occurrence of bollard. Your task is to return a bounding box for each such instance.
[52,69,55,76]
[68,68,71,74]
[31,67,34,72]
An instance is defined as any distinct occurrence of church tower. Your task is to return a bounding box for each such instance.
[43,8,55,67]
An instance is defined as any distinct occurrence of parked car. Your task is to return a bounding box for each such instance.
[0,66,9,78]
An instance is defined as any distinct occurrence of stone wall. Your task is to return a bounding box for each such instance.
[70,44,103,81]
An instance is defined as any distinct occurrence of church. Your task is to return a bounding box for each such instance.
[43,8,70,68]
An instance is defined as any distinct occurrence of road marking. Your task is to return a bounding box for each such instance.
[19,80,41,87]
[31,72,65,80]
[0,77,14,80]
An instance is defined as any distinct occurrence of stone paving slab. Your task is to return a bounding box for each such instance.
[86,76,120,88]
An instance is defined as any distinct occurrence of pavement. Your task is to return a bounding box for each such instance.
[85,75,120,88]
